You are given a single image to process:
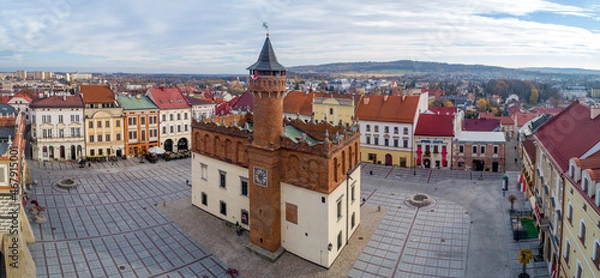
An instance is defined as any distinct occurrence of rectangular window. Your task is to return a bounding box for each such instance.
[140,116,145,125]
[241,179,248,196]
[219,171,226,188]
[568,204,573,224]
[105,134,110,142]
[433,145,439,153]
[403,139,408,148]
[170,126,174,133]
[366,125,370,132]
[480,146,486,154]
[337,231,343,251]
[141,130,146,141]
[185,124,188,132]
[394,139,399,147]
[351,212,356,229]
[163,126,167,134]
[116,120,120,127]
[403,127,408,135]
[105,120,110,127]
[162,114,166,122]
[220,201,227,216]
[98,149,103,156]
[89,135,94,142]
[593,241,600,267]
[170,114,174,121]
[351,184,355,202]
[374,126,379,132]
[58,115,63,123]
[366,136,371,145]
[374,137,379,145]
[97,135,102,142]
[493,145,499,154]
[177,125,181,132]
[472,145,477,154]
[394,127,399,134]
[97,121,102,128]
[564,239,570,263]
[177,113,181,120]
[116,133,121,141]
[337,199,343,220]
[384,126,389,133]
[201,192,207,206]
[201,163,208,180]
[576,262,582,278]
[459,145,464,153]
[70,115,75,122]
[384,138,389,146]
[89,121,93,128]
[579,222,586,246]
[59,129,64,138]
[329,108,333,115]
[184,113,188,120]
[90,149,95,156]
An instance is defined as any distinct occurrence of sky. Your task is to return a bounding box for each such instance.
[1,0,600,74]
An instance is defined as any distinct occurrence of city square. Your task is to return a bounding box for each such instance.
[26,157,547,278]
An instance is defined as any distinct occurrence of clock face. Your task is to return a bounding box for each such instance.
[254,167,268,186]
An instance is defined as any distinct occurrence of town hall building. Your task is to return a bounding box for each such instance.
[190,34,361,268]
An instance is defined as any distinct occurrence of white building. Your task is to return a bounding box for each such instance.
[146,87,191,152]
[7,92,32,124]
[30,95,86,161]
[185,96,216,120]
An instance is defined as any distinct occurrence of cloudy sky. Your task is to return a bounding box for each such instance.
[1,0,600,74]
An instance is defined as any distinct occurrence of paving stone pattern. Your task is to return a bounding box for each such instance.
[28,159,232,278]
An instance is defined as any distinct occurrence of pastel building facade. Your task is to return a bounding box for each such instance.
[146,88,191,152]
[118,95,160,157]
[80,85,124,158]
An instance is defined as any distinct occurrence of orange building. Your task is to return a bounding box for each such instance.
[117,95,160,157]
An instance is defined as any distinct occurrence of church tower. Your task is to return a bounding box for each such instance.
[246,34,287,255]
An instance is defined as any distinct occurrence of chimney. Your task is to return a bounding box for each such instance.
[591,104,600,120]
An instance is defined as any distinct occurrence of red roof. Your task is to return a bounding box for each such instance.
[230,91,253,112]
[284,91,318,116]
[463,118,500,131]
[513,112,537,127]
[11,92,33,102]
[355,95,420,123]
[530,107,564,116]
[147,88,190,109]
[415,114,454,137]
[534,102,600,172]
[428,106,456,115]
[29,95,85,109]
[479,112,514,125]
[80,85,115,103]
[185,96,214,106]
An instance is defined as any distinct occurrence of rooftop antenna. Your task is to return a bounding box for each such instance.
[263,22,269,37]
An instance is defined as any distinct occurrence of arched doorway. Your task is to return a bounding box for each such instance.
[60,146,65,159]
[164,139,173,152]
[385,154,392,166]
[177,138,188,151]
[423,158,431,168]
[71,145,76,160]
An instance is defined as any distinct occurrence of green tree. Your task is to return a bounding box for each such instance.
[518,248,533,277]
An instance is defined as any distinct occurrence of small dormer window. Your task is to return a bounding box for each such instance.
[570,165,574,178]
[583,177,589,192]
[178,99,183,103]
[169,99,173,103]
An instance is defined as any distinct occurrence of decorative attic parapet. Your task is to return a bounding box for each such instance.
[281,118,360,157]
[191,113,252,138]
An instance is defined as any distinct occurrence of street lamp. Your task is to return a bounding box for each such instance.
[413,157,416,176]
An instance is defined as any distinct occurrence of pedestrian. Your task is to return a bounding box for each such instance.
[514,158,517,164]
[88,162,91,168]
[369,170,373,176]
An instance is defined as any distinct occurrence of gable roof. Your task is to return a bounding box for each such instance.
[185,96,215,106]
[513,112,537,127]
[117,95,158,110]
[230,91,253,112]
[29,95,85,109]
[80,85,116,103]
[355,95,420,124]
[463,118,500,132]
[246,36,287,72]
[147,88,190,109]
[414,114,454,137]
[534,102,600,172]
[10,92,33,102]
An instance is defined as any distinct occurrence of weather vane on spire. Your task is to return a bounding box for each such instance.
[262,22,269,36]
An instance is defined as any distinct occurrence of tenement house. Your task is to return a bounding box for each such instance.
[80,85,124,159]
[191,35,361,268]
[30,95,85,161]
[117,94,160,157]
[146,87,191,152]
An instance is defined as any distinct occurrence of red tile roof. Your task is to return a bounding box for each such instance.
[428,106,456,115]
[147,87,190,109]
[355,95,420,123]
[11,92,33,102]
[414,114,454,137]
[530,107,564,116]
[284,91,319,116]
[29,95,85,109]
[230,91,253,112]
[463,118,500,131]
[513,112,537,127]
[479,112,514,125]
[534,102,600,172]
[80,85,116,103]
[185,96,214,106]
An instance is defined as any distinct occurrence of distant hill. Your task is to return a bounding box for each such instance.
[287,60,600,77]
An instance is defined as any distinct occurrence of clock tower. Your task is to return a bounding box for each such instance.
[246,34,287,256]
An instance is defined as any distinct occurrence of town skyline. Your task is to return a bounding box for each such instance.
[2,0,600,74]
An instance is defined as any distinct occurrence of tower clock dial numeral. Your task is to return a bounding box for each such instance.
[254,167,268,186]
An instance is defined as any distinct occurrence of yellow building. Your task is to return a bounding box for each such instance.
[559,154,600,278]
[0,110,36,277]
[80,85,125,159]
[355,93,428,167]
[283,91,360,126]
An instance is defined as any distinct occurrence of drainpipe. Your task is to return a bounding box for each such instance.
[346,171,352,247]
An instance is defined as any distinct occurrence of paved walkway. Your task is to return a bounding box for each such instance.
[28,158,232,278]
